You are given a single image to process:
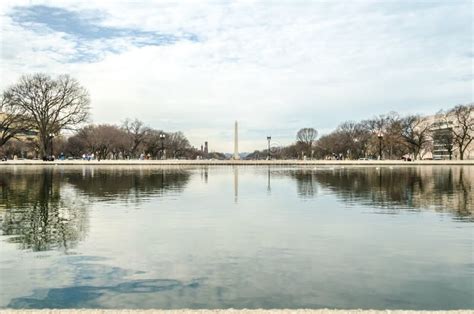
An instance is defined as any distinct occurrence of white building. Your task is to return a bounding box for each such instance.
[425,110,473,160]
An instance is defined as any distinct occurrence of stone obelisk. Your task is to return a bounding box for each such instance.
[233,121,240,160]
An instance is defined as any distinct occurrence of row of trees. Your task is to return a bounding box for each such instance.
[1,73,472,160]
[248,103,473,160]
[61,119,199,160]
[317,104,473,160]
[0,73,201,160]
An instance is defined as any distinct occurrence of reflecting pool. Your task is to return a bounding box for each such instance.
[0,166,472,309]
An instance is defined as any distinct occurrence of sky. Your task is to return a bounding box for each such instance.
[0,0,472,153]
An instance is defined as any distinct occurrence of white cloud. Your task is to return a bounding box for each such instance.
[0,0,472,152]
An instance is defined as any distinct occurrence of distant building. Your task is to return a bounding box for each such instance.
[0,112,38,140]
[431,120,454,160]
[425,112,473,160]
[0,111,39,157]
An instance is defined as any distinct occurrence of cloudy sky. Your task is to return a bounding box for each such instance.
[0,0,472,152]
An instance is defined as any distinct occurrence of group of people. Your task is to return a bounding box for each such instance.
[139,153,153,160]
[42,152,66,161]
[80,153,155,161]
[82,153,96,161]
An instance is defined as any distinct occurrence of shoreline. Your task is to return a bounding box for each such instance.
[0,310,472,313]
[0,159,473,166]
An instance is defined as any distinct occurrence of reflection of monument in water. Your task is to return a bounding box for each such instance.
[232,167,273,202]
[231,121,240,202]
[232,166,271,202]
[233,166,239,203]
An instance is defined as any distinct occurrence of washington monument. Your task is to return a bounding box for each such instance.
[233,121,240,160]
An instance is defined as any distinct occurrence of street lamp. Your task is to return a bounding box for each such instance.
[377,132,384,160]
[159,133,166,160]
[267,136,271,160]
[352,138,360,160]
[49,133,55,161]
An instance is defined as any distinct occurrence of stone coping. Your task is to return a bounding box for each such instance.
[1,160,473,166]
[0,310,471,314]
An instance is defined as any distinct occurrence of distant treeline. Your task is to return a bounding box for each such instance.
[247,103,473,160]
[56,119,223,160]
[1,73,472,160]
[1,118,223,160]
[0,73,222,160]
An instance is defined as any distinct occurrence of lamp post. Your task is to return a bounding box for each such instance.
[160,133,166,160]
[267,136,271,160]
[377,132,384,160]
[49,133,55,161]
[352,138,359,160]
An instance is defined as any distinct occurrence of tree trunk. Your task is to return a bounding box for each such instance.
[459,144,464,160]
[39,137,49,158]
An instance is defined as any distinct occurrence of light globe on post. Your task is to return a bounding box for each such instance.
[159,133,166,160]
[48,133,55,161]
[377,132,384,160]
[352,137,359,160]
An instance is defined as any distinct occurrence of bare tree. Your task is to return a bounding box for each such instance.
[443,104,473,160]
[297,128,318,146]
[122,118,150,158]
[75,124,128,160]
[363,112,407,159]
[165,131,191,158]
[0,138,36,159]
[400,115,432,159]
[65,133,88,158]
[2,73,90,157]
[296,128,318,158]
[317,132,344,158]
[0,97,34,148]
[95,125,128,160]
[143,129,164,158]
[335,121,372,159]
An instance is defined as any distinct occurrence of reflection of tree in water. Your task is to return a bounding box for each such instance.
[289,167,472,219]
[0,167,191,251]
[431,167,472,217]
[0,169,88,251]
[288,170,318,198]
[65,167,191,202]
